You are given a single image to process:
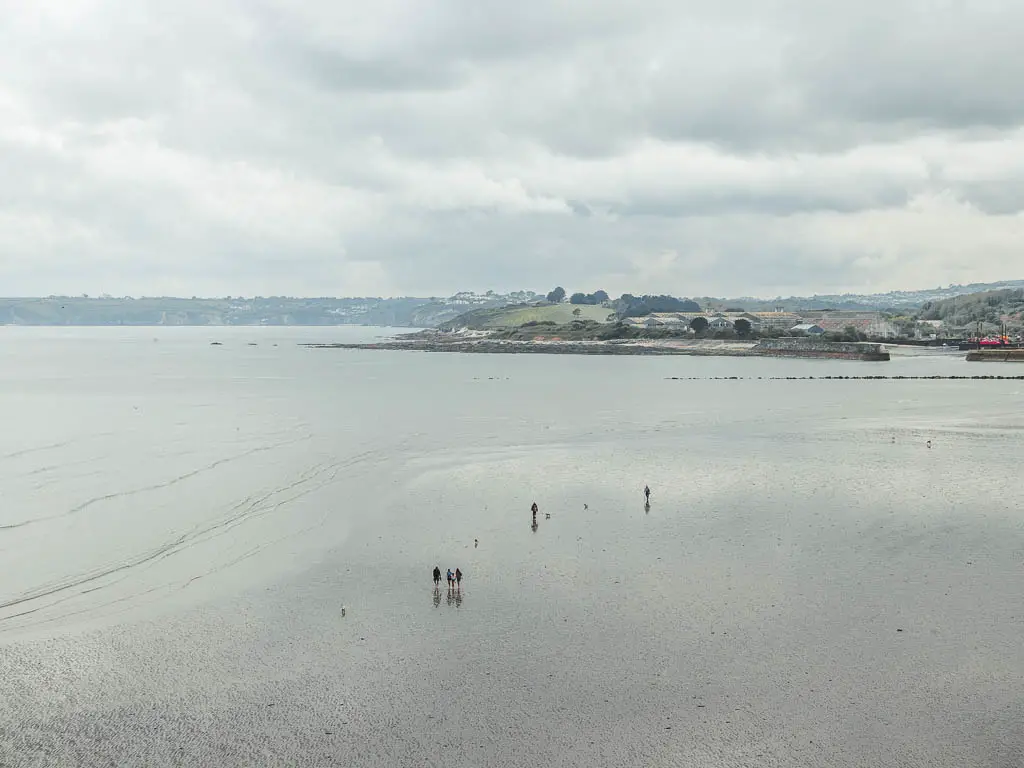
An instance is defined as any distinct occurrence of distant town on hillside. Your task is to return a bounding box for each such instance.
[0,279,1022,338]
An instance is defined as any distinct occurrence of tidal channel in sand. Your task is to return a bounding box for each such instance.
[0,327,1021,766]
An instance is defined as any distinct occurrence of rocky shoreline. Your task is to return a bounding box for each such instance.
[304,335,892,361]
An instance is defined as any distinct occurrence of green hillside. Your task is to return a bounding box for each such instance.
[442,303,616,330]
[918,288,1024,329]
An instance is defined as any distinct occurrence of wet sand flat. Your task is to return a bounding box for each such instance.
[4,431,1022,766]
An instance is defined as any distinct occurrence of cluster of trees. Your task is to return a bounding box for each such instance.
[685,317,752,337]
[569,290,610,305]
[544,286,612,305]
[919,288,1024,328]
[543,287,701,317]
[822,326,868,342]
[616,294,701,317]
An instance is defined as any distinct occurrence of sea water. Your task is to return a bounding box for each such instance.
[0,327,1021,766]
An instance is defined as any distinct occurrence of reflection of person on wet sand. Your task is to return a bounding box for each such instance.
[455,591,463,608]
[433,590,441,608]
[531,519,538,533]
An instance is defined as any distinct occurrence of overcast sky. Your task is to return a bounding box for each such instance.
[3,1,1023,298]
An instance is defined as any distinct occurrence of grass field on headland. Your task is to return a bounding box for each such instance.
[444,303,616,329]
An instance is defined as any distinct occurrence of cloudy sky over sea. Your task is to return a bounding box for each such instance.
[3,1,1023,298]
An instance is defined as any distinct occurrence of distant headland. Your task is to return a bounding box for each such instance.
[0,280,1021,345]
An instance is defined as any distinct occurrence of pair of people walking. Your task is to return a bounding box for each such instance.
[433,565,462,591]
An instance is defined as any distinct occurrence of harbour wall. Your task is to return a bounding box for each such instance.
[751,339,890,361]
[966,349,1024,362]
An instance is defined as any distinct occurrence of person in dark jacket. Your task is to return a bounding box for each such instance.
[455,568,463,589]
[433,565,441,587]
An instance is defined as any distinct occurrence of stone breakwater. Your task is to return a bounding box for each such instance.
[751,338,890,361]
[965,349,1024,362]
[304,337,891,361]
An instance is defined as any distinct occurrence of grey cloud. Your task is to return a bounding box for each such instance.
[2,0,1024,297]
[280,48,468,93]
[611,186,914,218]
[567,201,593,217]
[938,182,1024,216]
[789,6,1024,131]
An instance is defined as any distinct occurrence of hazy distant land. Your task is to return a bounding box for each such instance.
[1,279,1022,328]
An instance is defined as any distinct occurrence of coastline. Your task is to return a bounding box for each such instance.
[304,334,893,361]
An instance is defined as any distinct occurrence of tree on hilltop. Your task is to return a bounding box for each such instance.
[546,286,566,303]
[616,294,701,317]
[570,290,610,305]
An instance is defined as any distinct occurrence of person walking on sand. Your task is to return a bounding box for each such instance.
[644,485,651,503]
[433,565,441,588]
[455,568,462,590]
[447,568,455,590]
[531,502,539,518]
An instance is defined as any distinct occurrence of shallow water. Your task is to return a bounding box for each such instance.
[0,327,1021,766]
